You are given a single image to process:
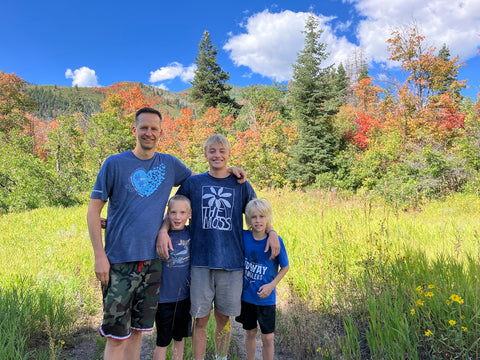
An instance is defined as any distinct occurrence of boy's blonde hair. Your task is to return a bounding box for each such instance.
[245,198,273,228]
[203,135,231,154]
[167,194,191,212]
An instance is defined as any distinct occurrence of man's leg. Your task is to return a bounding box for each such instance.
[104,338,126,360]
[193,314,210,360]
[124,329,143,360]
[214,309,231,358]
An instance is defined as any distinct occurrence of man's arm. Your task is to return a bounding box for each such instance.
[87,198,110,286]
[156,215,173,259]
[257,264,290,298]
[265,228,280,260]
[228,167,247,183]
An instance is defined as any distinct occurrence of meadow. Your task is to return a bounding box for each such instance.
[0,189,478,359]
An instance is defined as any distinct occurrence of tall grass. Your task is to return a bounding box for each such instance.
[258,189,480,359]
[1,190,478,359]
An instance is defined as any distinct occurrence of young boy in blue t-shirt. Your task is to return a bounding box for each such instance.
[235,198,289,360]
[153,195,192,360]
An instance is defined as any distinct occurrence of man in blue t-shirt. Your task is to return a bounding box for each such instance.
[87,107,192,360]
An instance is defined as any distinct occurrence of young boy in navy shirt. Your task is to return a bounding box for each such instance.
[154,195,192,360]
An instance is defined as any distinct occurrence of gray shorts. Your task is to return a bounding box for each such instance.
[190,268,243,318]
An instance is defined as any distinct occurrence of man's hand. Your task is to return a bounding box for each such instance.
[228,167,247,184]
[265,230,280,260]
[157,229,173,259]
[95,253,110,286]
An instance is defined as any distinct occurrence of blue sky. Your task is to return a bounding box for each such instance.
[1,0,479,98]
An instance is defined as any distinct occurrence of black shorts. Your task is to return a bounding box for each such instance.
[155,298,192,347]
[235,301,276,334]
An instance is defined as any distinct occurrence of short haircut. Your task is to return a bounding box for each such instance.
[135,107,162,126]
[203,134,231,153]
[167,194,191,212]
[245,198,273,228]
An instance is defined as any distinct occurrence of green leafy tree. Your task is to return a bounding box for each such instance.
[190,30,240,115]
[288,14,339,186]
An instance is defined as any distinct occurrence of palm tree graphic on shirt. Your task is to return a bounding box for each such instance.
[202,186,233,230]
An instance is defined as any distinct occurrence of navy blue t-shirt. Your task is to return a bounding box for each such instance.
[176,172,256,271]
[159,226,191,303]
[90,151,191,263]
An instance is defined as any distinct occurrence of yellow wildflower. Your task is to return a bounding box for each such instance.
[415,299,424,306]
[424,292,434,298]
[425,329,433,336]
[428,284,434,289]
[410,309,415,315]
[449,320,456,326]
[416,286,422,294]
[446,300,451,305]
[462,326,467,331]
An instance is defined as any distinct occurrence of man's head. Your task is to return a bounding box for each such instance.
[132,107,163,155]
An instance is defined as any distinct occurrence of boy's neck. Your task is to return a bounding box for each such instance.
[208,168,230,178]
[252,230,266,240]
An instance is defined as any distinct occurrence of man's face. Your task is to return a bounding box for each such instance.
[204,142,230,171]
[133,112,162,151]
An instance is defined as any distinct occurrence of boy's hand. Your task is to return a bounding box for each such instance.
[258,283,275,298]
[100,217,107,229]
[265,230,280,259]
[157,229,173,259]
[228,167,247,184]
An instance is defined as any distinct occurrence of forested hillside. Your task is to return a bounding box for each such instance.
[1,23,479,214]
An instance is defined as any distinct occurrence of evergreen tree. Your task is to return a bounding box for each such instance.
[190,30,240,115]
[437,43,461,99]
[288,14,338,186]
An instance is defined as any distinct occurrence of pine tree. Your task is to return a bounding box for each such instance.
[190,30,240,115]
[288,14,338,186]
[437,43,461,99]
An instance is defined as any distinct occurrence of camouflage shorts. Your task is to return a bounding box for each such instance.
[99,259,162,339]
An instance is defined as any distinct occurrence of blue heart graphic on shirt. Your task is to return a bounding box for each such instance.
[132,166,165,197]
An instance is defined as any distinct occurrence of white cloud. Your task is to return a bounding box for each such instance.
[65,66,99,87]
[223,3,480,81]
[149,62,197,83]
[224,10,359,81]
[351,0,480,64]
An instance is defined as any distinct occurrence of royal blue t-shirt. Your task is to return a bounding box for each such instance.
[159,226,191,303]
[90,151,191,264]
[176,172,256,271]
[241,230,289,306]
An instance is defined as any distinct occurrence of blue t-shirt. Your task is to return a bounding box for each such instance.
[159,226,191,303]
[90,150,191,264]
[241,230,289,306]
[176,172,256,271]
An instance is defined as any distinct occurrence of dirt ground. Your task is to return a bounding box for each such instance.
[61,318,290,360]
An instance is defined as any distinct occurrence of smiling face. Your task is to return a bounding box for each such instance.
[167,199,191,230]
[132,112,162,156]
[248,208,268,237]
[204,141,231,174]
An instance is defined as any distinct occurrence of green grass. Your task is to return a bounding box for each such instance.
[1,190,479,359]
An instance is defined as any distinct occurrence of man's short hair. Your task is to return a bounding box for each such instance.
[135,107,162,126]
